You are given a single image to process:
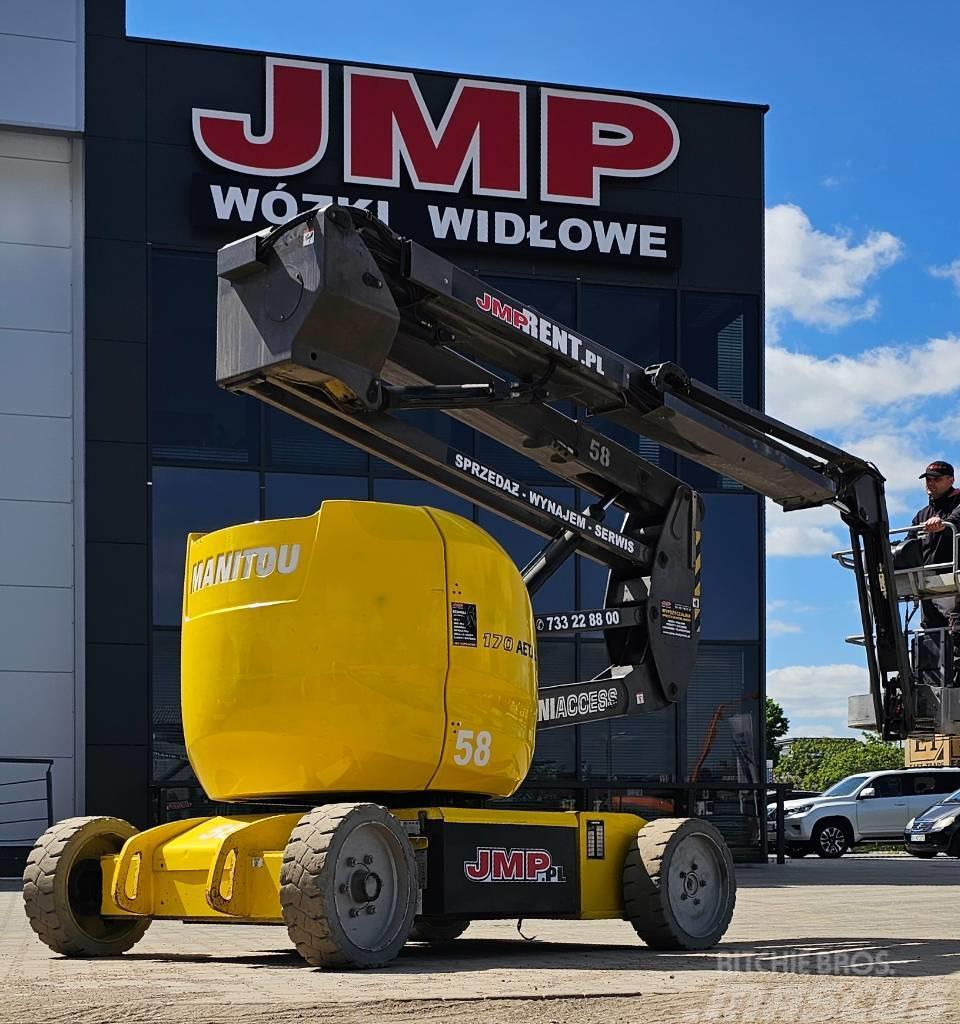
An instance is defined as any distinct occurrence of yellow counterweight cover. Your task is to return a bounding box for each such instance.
[181,501,537,801]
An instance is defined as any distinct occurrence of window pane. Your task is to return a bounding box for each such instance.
[679,293,759,490]
[372,478,473,519]
[266,473,367,520]
[686,645,761,783]
[152,630,195,786]
[152,466,260,626]
[698,494,760,641]
[579,641,612,780]
[612,709,677,781]
[528,641,576,780]
[483,276,576,327]
[579,284,675,366]
[266,409,368,474]
[150,251,259,464]
[478,487,575,614]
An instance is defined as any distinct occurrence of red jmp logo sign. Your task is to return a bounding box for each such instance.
[191,57,678,206]
[464,847,567,883]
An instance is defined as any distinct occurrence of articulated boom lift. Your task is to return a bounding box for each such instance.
[22,205,959,971]
[216,203,957,742]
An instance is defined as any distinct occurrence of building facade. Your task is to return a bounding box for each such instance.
[0,0,767,869]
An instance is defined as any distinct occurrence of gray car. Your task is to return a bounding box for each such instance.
[768,768,960,858]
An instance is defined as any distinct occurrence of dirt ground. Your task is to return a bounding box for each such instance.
[2,855,959,1024]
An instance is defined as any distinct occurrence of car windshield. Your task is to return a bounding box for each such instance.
[821,774,871,798]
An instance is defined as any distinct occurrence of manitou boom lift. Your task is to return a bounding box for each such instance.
[23,205,960,972]
[216,203,959,742]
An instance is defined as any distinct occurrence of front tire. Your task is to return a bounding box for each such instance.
[280,803,417,969]
[22,816,151,957]
[811,819,851,858]
[623,817,736,950]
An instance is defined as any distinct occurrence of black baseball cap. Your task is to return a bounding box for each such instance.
[920,461,954,478]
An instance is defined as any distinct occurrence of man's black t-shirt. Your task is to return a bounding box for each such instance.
[912,488,960,566]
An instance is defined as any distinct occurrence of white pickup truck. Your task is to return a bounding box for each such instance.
[768,767,960,857]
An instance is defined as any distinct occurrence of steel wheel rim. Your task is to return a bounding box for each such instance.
[333,821,405,951]
[665,832,729,937]
[819,826,845,854]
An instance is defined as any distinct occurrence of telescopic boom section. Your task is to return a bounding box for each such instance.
[214,204,915,738]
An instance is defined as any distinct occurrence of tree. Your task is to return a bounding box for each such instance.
[765,698,790,766]
[774,734,903,792]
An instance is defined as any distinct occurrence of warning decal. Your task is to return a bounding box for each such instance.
[660,600,693,639]
[586,820,605,859]
[452,602,478,647]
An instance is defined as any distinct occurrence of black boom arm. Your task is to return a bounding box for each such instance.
[214,204,917,738]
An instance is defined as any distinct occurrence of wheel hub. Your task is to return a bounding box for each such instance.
[332,821,405,950]
[668,837,727,937]
[349,868,383,904]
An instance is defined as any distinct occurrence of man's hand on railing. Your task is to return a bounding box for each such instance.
[923,515,946,534]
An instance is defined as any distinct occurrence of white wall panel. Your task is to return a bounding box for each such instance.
[0,413,72,502]
[0,671,74,757]
[0,500,73,587]
[0,242,71,332]
[0,130,70,163]
[0,35,78,131]
[0,329,71,418]
[0,585,73,673]
[0,756,73,845]
[0,156,72,246]
[1,2,78,41]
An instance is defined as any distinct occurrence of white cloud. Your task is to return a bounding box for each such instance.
[766,502,844,557]
[930,258,960,295]
[767,523,842,557]
[768,619,802,636]
[820,175,841,189]
[767,599,818,614]
[765,335,960,434]
[767,663,869,737]
[765,203,903,342]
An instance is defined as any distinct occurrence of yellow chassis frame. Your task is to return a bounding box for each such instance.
[101,807,646,923]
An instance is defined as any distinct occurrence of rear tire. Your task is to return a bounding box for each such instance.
[811,819,851,858]
[22,816,150,957]
[280,803,417,969]
[409,918,470,943]
[623,817,736,950]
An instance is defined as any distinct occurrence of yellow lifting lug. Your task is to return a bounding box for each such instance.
[111,818,207,915]
[204,815,297,918]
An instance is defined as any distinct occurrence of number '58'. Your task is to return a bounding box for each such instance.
[453,729,492,767]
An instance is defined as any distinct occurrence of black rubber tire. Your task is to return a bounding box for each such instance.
[906,848,938,858]
[811,818,852,859]
[623,817,736,951]
[279,803,417,969]
[22,816,150,957]
[409,918,470,943]
[786,842,812,858]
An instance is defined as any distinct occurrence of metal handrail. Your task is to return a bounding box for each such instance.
[0,757,53,843]
[833,521,960,576]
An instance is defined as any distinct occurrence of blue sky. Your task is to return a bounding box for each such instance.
[128,1,960,737]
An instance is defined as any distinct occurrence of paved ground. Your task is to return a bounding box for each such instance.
[2,855,959,1024]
